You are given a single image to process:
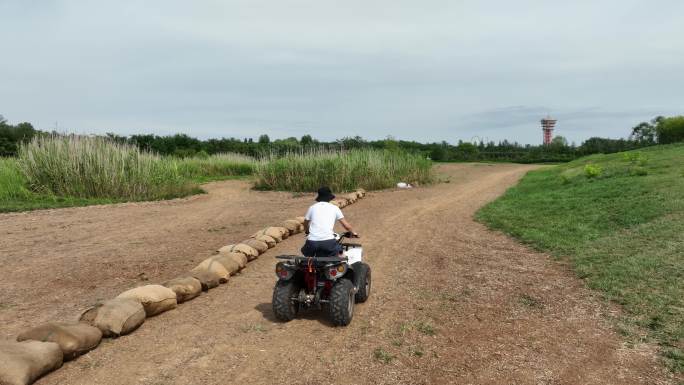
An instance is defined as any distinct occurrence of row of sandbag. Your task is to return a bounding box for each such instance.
[0,189,366,385]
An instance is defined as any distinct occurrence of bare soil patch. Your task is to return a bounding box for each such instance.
[0,164,675,384]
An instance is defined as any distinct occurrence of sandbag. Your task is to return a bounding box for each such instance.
[211,254,241,275]
[0,340,63,385]
[280,220,302,234]
[116,285,178,317]
[16,323,101,361]
[241,238,268,254]
[217,251,247,269]
[190,270,221,291]
[274,226,290,239]
[79,298,146,338]
[331,199,347,208]
[253,234,277,248]
[191,258,230,283]
[218,244,259,261]
[163,276,202,303]
[252,227,283,242]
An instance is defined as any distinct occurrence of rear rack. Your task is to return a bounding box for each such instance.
[276,255,347,263]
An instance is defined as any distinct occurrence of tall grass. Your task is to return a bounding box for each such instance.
[254,148,434,192]
[176,152,258,182]
[0,157,32,201]
[18,135,198,200]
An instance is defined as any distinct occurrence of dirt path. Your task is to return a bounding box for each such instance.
[1,164,675,384]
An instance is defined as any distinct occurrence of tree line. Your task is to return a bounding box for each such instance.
[1,114,683,162]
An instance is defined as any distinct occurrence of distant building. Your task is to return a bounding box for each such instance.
[541,116,557,145]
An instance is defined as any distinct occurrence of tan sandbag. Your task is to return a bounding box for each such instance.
[242,238,268,254]
[211,254,242,275]
[191,258,230,283]
[116,285,178,317]
[280,220,303,234]
[295,216,306,224]
[17,323,101,361]
[331,199,347,208]
[0,340,63,385]
[190,270,221,291]
[218,244,259,261]
[79,298,146,338]
[253,234,277,248]
[163,276,202,303]
[274,226,290,239]
[217,251,247,269]
[252,227,283,242]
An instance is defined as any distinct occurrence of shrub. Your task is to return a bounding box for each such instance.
[17,135,197,200]
[656,116,684,144]
[254,148,433,192]
[622,151,648,166]
[584,164,603,178]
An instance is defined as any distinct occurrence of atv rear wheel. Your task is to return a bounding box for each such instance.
[328,279,355,326]
[272,280,299,322]
[354,263,371,303]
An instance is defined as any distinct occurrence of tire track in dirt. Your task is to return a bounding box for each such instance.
[3,164,676,384]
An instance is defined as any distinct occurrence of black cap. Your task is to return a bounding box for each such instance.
[315,186,335,202]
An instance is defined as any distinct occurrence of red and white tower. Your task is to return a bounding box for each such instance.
[541,116,557,145]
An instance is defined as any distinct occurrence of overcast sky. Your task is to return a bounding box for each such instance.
[1,1,682,144]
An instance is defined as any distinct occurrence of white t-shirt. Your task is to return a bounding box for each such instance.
[304,202,344,241]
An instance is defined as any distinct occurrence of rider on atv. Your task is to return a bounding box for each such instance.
[302,186,359,258]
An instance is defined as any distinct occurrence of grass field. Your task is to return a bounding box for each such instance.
[254,148,434,192]
[477,143,684,371]
[1,137,433,212]
[175,152,258,183]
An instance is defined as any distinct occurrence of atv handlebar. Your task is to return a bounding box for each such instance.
[339,231,359,240]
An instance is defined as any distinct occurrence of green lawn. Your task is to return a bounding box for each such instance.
[477,143,684,372]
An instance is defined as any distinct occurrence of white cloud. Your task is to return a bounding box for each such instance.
[1,0,682,144]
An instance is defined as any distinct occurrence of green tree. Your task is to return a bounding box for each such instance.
[258,134,270,144]
[551,136,568,146]
[655,116,684,144]
[630,121,656,144]
[300,134,313,146]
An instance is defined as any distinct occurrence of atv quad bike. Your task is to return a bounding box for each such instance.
[272,232,371,326]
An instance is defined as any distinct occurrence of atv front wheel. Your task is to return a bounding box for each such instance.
[354,263,371,303]
[328,279,355,326]
[272,280,299,322]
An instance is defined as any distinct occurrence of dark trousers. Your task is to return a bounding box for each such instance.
[301,239,339,258]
